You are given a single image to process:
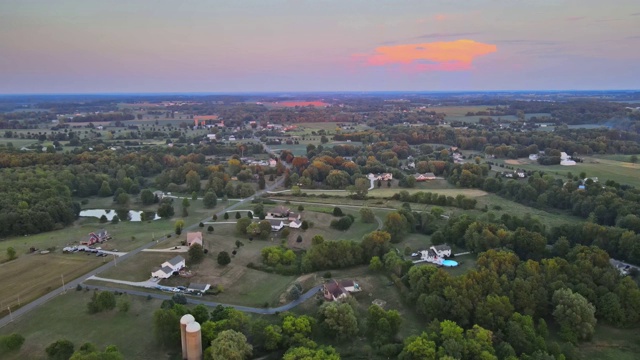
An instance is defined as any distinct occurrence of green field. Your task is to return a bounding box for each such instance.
[0,291,167,360]
[577,325,640,360]
[493,156,640,187]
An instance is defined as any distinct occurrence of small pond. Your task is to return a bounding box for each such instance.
[79,209,160,221]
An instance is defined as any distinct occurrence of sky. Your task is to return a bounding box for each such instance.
[0,0,639,93]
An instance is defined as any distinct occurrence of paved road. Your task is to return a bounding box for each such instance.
[84,284,323,315]
[0,165,286,328]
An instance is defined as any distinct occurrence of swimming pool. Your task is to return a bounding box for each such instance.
[441,260,459,267]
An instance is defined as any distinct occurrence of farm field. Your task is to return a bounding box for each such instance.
[492,156,640,188]
[0,253,103,318]
[0,291,168,360]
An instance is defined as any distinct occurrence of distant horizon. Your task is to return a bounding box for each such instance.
[1,89,640,97]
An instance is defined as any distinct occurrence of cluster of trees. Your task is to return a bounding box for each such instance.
[393,190,478,210]
[404,247,640,356]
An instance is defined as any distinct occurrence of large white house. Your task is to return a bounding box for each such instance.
[151,255,186,279]
[430,245,452,258]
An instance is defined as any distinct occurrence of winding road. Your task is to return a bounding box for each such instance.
[85,284,324,315]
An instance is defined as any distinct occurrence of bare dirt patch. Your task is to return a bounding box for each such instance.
[505,159,522,165]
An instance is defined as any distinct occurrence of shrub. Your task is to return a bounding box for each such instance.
[217,251,231,266]
[172,294,187,305]
[332,207,344,217]
[330,215,354,231]
[323,272,332,279]
[0,333,25,354]
[46,339,75,360]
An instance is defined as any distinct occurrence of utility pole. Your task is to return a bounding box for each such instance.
[113,253,117,266]
[61,274,66,293]
[7,306,12,322]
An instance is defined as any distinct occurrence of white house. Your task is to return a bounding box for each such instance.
[560,152,570,160]
[528,154,538,161]
[561,159,576,166]
[228,135,236,141]
[289,219,302,229]
[268,219,285,232]
[152,255,186,279]
[414,173,436,181]
[516,171,526,178]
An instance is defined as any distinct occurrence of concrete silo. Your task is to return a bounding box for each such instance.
[180,314,195,360]
[186,321,203,360]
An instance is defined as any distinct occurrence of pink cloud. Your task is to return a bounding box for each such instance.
[355,39,497,72]
[434,14,448,21]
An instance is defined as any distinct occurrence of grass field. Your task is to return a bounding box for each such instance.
[0,254,103,318]
[0,291,168,360]
[577,325,640,360]
[492,156,640,188]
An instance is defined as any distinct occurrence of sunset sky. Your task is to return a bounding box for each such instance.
[1,0,639,93]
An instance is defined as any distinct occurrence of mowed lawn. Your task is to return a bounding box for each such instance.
[0,291,167,360]
[0,254,103,317]
[99,252,171,282]
[492,156,640,188]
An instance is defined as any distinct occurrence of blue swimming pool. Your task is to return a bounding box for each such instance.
[442,260,459,267]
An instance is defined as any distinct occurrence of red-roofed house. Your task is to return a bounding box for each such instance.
[186,232,203,247]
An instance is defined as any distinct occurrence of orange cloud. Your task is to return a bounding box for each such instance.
[358,39,497,72]
[434,14,448,21]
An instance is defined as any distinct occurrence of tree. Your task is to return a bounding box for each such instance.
[398,333,436,360]
[185,170,201,193]
[236,218,252,235]
[258,220,272,239]
[258,175,266,190]
[224,212,229,220]
[46,339,75,360]
[218,251,231,266]
[191,304,210,324]
[111,215,119,224]
[283,346,340,360]
[318,302,359,340]
[174,219,185,235]
[235,212,241,219]
[188,243,205,264]
[117,295,130,313]
[203,191,217,208]
[333,207,344,217]
[631,155,638,163]
[301,220,309,230]
[361,231,391,260]
[384,212,409,242]
[311,235,324,245]
[369,256,383,271]
[360,207,375,223]
[6,247,16,261]
[205,330,252,360]
[298,205,304,212]
[296,235,303,243]
[140,189,155,205]
[207,225,214,233]
[157,200,174,218]
[247,211,253,218]
[116,192,129,206]
[0,333,25,354]
[69,343,124,360]
[99,214,108,223]
[98,181,112,197]
[552,288,597,343]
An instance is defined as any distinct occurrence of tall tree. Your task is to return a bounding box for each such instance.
[205,330,252,360]
[552,288,597,343]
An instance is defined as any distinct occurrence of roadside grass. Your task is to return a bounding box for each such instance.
[0,291,167,360]
[0,254,103,318]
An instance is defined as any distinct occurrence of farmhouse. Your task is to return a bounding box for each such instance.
[268,219,285,232]
[430,244,451,258]
[153,190,164,200]
[414,172,436,181]
[267,206,290,218]
[529,154,539,161]
[289,219,302,229]
[81,229,110,246]
[152,255,186,279]
[186,232,203,247]
[323,279,361,301]
[367,173,393,181]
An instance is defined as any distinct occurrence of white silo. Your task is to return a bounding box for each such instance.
[186,321,202,360]
[180,314,195,359]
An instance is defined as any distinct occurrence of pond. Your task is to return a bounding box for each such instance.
[80,209,160,221]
